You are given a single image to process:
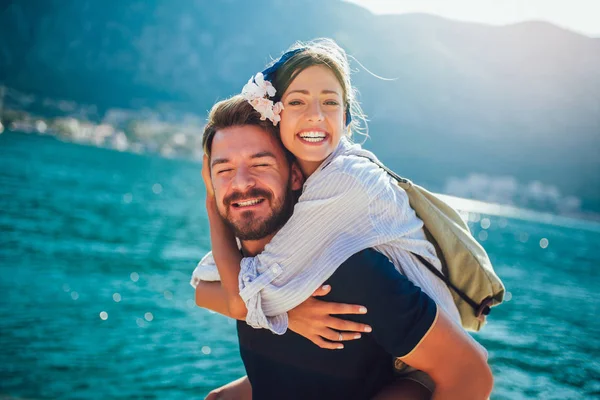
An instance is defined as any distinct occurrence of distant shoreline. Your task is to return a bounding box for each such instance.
[4,128,599,226]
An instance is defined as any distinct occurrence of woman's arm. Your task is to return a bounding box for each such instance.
[195,279,240,320]
[203,154,390,333]
[201,156,248,319]
[235,164,382,332]
[194,274,372,349]
[205,196,248,319]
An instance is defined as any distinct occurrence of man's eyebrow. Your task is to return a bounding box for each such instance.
[211,158,229,168]
[251,151,278,160]
[210,152,277,167]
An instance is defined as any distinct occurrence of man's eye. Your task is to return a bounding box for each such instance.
[253,164,269,168]
[216,169,232,175]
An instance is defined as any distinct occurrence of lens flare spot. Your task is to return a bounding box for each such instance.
[540,238,549,249]
[113,293,122,302]
[100,311,108,320]
[144,312,154,322]
[201,346,212,355]
[130,272,139,282]
[469,213,481,223]
[71,291,79,300]
[480,218,491,229]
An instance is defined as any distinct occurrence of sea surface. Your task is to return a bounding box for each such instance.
[1,131,598,399]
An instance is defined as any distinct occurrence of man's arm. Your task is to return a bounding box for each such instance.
[322,249,492,400]
[400,310,493,399]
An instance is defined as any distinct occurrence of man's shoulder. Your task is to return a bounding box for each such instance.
[339,248,396,275]
[328,249,407,294]
[328,249,438,359]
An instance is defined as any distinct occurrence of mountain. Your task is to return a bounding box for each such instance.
[1,0,599,212]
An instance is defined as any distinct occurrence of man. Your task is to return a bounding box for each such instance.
[193,96,493,399]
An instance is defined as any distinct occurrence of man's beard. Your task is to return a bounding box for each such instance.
[219,180,296,241]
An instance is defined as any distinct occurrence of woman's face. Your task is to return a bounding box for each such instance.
[279,65,346,174]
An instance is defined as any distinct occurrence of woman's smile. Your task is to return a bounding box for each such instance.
[297,129,330,145]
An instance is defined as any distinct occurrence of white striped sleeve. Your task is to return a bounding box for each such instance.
[190,251,221,289]
[239,161,385,333]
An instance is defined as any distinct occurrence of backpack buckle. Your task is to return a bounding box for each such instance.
[476,297,493,322]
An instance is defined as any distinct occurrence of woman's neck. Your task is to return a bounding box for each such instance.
[298,159,323,177]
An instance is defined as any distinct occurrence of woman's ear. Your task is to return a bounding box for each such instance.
[290,162,305,191]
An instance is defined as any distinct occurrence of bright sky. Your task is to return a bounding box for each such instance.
[344,0,600,36]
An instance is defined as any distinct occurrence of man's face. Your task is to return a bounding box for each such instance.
[209,125,303,240]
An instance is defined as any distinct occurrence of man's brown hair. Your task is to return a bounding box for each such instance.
[203,95,287,160]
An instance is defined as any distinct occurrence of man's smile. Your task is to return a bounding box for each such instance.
[231,197,266,209]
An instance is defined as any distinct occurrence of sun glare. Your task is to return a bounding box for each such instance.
[343,0,600,36]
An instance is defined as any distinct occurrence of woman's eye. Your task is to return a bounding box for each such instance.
[324,100,340,106]
[288,100,303,106]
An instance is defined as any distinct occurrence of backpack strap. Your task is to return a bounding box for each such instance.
[413,254,488,316]
[355,155,491,319]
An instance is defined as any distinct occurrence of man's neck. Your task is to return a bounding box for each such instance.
[240,232,277,257]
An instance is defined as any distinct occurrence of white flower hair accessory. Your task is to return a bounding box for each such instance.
[241,72,284,126]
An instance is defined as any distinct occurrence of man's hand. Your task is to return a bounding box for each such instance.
[288,285,372,350]
[205,376,252,400]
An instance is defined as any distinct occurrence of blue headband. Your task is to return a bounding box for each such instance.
[260,48,353,127]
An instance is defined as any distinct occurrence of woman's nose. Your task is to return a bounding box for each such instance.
[307,100,324,122]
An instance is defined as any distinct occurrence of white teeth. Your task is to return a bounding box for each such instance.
[299,132,326,143]
[302,137,325,143]
[299,131,326,139]
[236,199,261,207]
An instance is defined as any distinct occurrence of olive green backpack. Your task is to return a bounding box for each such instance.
[364,157,505,332]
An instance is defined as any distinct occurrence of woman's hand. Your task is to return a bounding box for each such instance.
[288,285,372,350]
[202,154,220,222]
[202,154,215,200]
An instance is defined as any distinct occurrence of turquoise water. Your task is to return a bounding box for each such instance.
[1,131,598,399]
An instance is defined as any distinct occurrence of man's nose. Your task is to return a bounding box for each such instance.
[231,166,255,191]
[307,100,324,122]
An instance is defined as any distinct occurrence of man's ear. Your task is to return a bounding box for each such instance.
[290,162,304,191]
